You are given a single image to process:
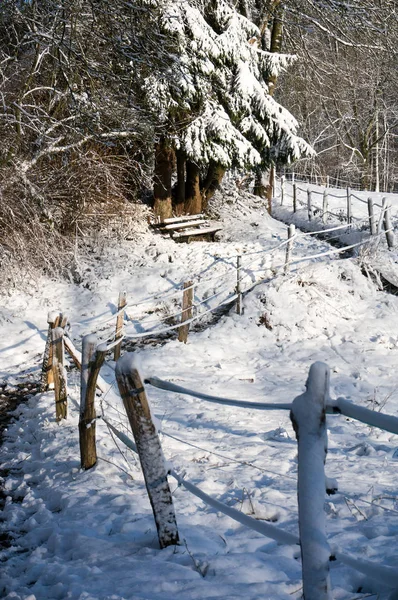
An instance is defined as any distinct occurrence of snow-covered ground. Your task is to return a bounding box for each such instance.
[2,188,398,600]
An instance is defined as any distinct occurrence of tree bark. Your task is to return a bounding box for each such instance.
[154,138,173,221]
[174,150,186,216]
[184,160,201,215]
[201,162,226,210]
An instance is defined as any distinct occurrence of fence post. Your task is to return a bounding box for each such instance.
[290,362,332,600]
[234,255,243,315]
[281,176,285,205]
[41,311,61,391]
[52,326,67,421]
[79,336,105,470]
[114,291,127,361]
[378,197,387,234]
[326,175,329,188]
[368,197,376,235]
[178,281,194,343]
[293,183,297,213]
[346,187,352,224]
[284,224,295,274]
[307,188,312,221]
[383,200,394,250]
[322,190,328,224]
[115,354,179,548]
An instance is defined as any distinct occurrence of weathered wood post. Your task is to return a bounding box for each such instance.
[293,183,297,213]
[346,187,352,224]
[41,311,61,391]
[368,197,376,235]
[378,197,387,234]
[114,291,127,361]
[235,255,243,315]
[280,176,285,205]
[52,326,68,421]
[284,224,295,274]
[79,335,106,470]
[326,175,329,188]
[115,354,179,548]
[322,190,328,224]
[307,188,313,221]
[290,362,332,600]
[383,200,394,250]
[178,281,194,343]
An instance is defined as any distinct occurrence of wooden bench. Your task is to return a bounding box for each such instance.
[149,214,222,243]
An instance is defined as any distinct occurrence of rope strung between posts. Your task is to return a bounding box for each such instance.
[100,415,398,587]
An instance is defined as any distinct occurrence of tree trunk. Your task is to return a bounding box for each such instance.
[184,161,201,215]
[201,162,226,210]
[154,138,173,221]
[174,150,186,216]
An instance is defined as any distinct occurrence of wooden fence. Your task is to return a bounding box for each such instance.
[41,310,398,598]
[278,177,395,250]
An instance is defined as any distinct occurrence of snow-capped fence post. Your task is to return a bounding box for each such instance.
[114,291,127,361]
[378,198,387,234]
[290,362,332,600]
[293,183,297,213]
[79,335,105,470]
[115,354,180,548]
[368,197,376,234]
[41,311,61,391]
[52,326,68,421]
[281,176,285,205]
[346,187,352,224]
[307,188,313,221]
[383,200,394,249]
[322,190,328,224]
[284,224,295,274]
[236,255,242,315]
[178,281,194,343]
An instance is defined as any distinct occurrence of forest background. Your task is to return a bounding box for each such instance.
[1,0,397,285]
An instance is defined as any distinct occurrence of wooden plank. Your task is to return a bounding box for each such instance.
[115,354,179,548]
[114,291,127,361]
[52,326,67,421]
[150,214,206,226]
[41,311,61,391]
[172,226,222,239]
[178,281,193,343]
[159,219,207,231]
[290,362,332,600]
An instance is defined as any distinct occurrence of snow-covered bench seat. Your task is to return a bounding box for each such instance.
[149,214,222,242]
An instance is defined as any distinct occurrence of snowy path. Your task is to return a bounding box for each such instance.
[1,196,398,599]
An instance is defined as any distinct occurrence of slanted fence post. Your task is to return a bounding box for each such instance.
[115,354,179,548]
[383,199,394,249]
[290,362,332,600]
[281,176,285,205]
[41,311,61,391]
[322,190,328,224]
[79,335,105,470]
[293,183,297,213]
[346,187,352,224]
[52,326,67,421]
[284,224,295,274]
[307,188,312,221]
[178,281,194,343]
[368,197,376,235]
[236,255,242,315]
[114,291,127,361]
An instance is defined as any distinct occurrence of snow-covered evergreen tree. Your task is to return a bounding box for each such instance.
[143,0,313,216]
